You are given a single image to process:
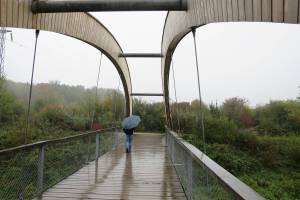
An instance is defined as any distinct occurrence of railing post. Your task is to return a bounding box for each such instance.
[165,129,168,147]
[37,145,44,198]
[111,131,115,150]
[187,155,193,200]
[112,127,118,150]
[86,135,91,163]
[171,135,175,163]
[115,128,119,147]
[95,133,100,160]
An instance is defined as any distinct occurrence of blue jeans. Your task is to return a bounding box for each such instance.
[126,134,133,152]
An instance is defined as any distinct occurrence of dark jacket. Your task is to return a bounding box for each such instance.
[123,128,134,135]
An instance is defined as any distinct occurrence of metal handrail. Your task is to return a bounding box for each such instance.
[0,127,119,155]
[165,126,265,200]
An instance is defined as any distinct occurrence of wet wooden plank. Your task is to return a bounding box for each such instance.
[12,0,19,27]
[284,0,299,23]
[207,0,214,23]
[25,0,32,29]
[272,0,284,22]
[221,0,228,21]
[17,0,24,27]
[35,13,42,30]
[245,0,253,21]
[1,0,7,27]
[216,0,223,22]
[238,0,245,21]
[41,133,187,200]
[232,0,239,21]
[203,0,209,23]
[6,0,13,27]
[227,0,233,21]
[262,0,272,21]
[213,0,219,22]
[253,0,262,21]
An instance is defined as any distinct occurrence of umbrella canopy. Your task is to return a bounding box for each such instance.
[122,115,141,129]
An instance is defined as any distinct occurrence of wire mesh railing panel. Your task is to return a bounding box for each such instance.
[192,161,233,200]
[115,131,125,146]
[173,138,185,189]
[43,137,89,191]
[87,135,96,162]
[165,127,265,200]
[0,127,124,200]
[99,131,114,156]
[0,149,39,199]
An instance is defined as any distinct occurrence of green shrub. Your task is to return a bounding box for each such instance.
[36,105,73,129]
[206,143,261,175]
[204,116,238,144]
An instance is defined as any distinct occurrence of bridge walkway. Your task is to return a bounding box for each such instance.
[40,133,187,200]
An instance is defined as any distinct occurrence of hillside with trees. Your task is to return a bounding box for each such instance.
[0,79,125,149]
[0,79,299,199]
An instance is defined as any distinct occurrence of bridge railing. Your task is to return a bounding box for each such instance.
[165,126,265,200]
[0,127,124,200]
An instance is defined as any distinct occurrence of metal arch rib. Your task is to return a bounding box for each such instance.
[162,0,300,126]
[1,0,132,116]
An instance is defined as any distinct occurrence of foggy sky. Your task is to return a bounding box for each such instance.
[4,11,300,107]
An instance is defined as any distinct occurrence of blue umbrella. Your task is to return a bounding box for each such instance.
[122,115,141,129]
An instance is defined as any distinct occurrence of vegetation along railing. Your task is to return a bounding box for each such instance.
[165,126,265,200]
[0,127,124,200]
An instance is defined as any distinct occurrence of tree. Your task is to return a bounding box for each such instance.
[0,80,24,124]
[221,97,252,128]
[255,100,300,135]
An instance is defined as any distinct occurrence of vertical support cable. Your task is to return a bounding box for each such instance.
[169,97,174,131]
[90,52,103,130]
[191,28,206,154]
[114,79,121,123]
[171,59,181,133]
[25,30,40,144]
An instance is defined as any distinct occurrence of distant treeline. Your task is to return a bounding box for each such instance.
[0,79,125,148]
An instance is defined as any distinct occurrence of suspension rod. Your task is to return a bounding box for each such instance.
[119,53,163,58]
[131,93,164,97]
[32,0,188,13]
[25,30,40,144]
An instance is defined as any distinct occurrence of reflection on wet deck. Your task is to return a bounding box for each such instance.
[41,133,187,200]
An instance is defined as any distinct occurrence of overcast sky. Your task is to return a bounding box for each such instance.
[4,11,300,107]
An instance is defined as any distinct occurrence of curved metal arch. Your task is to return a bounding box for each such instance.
[0,0,132,115]
[162,0,300,123]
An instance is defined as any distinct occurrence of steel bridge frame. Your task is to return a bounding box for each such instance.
[162,0,300,125]
[0,0,133,116]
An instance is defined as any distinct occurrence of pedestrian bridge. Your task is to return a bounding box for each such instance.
[1,0,299,199]
[0,128,264,200]
[41,133,186,200]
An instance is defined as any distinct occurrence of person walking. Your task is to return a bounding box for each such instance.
[122,115,141,153]
[123,128,134,153]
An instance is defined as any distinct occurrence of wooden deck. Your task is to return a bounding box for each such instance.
[40,133,187,200]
